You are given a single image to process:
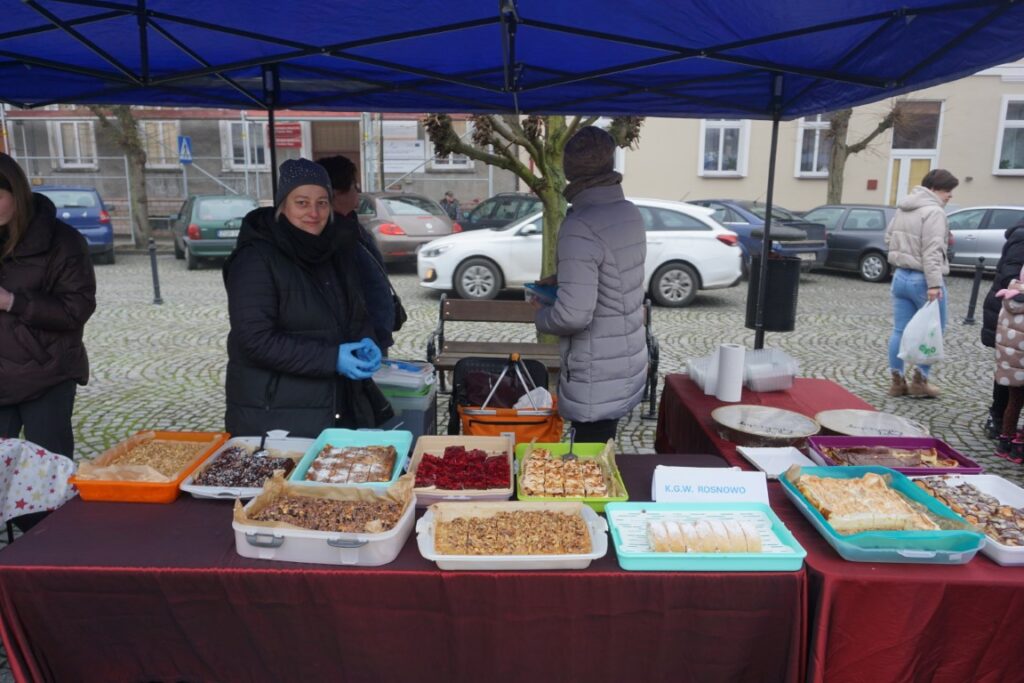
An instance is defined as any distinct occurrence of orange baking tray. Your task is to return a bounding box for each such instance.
[71,431,229,504]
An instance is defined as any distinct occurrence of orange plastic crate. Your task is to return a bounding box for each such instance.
[71,431,229,504]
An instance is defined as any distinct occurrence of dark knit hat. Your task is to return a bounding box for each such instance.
[563,126,616,181]
[274,158,332,207]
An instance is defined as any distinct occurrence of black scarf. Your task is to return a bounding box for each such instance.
[563,170,623,203]
[279,215,357,265]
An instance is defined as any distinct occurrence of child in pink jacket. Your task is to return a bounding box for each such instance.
[994,266,1024,462]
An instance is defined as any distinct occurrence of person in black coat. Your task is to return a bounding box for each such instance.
[317,155,396,352]
[981,220,1024,439]
[223,159,388,438]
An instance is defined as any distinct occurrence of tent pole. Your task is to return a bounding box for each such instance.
[263,66,280,197]
[268,107,278,196]
[753,74,783,350]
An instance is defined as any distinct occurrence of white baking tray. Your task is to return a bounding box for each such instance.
[408,434,515,506]
[736,446,816,479]
[912,474,1024,566]
[416,501,608,570]
[181,435,313,500]
[232,488,415,566]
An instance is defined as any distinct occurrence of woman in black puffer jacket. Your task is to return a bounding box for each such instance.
[223,159,389,438]
[981,220,1024,438]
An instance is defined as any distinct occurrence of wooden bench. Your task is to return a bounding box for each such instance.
[425,294,660,418]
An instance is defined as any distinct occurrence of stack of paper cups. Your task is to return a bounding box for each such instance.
[714,343,746,402]
[703,346,720,395]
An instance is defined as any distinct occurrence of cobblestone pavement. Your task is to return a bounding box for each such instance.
[0,253,1012,680]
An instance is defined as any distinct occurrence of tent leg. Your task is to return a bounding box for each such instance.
[753,75,783,350]
[263,65,280,196]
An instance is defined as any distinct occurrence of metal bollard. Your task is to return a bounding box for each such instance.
[962,257,985,324]
[148,237,164,305]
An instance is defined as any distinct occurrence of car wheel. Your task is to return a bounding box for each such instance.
[651,262,699,307]
[185,243,199,271]
[174,237,184,259]
[859,252,889,283]
[454,258,502,300]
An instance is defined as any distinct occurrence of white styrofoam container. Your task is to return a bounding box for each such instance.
[743,348,798,392]
[416,501,608,570]
[232,488,416,566]
[409,434,515,506]
[181,434,314,500]
[912,474,1024,566]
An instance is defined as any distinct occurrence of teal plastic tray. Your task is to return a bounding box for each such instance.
[605,502,806,572]
[290,428,412,488]
[780,465,985,564]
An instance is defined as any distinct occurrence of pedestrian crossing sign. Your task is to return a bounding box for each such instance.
[178,135,193,164]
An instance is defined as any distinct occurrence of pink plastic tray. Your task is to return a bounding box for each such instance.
[806,436,983,475]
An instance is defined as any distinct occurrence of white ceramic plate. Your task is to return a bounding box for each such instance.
[815,409,929,437]
[736,446,816,479]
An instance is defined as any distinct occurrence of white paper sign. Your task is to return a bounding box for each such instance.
[652,466,769,504]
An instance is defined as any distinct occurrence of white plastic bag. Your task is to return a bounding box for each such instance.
[898,300,945,365]
[513,387,553,410]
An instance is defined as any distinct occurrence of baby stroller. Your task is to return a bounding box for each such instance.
[448,354,564,443]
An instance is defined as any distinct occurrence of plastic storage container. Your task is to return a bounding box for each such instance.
[514,442,629,512]
[408,434,515,506]
[416,501,608,570]
[373,359,435,391]
[72,431,229,504]
[780,465,986,564]
[743,348,799,392]
[379,384,437,442]
[605,502,806,571]
[290,428,412,488]
[232,485,415,566]
[806,436,983,475]
[180,434,314,500]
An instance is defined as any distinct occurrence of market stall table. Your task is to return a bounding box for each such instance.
[655,375,1024,682]
[0,453,807,683]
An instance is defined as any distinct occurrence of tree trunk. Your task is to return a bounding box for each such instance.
[126,151,150,247]
[826,109,851,205]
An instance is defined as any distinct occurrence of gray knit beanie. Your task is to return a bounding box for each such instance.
[274,158,332,207]
[563,126,616,181]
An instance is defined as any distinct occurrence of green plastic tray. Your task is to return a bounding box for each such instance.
[514,442,628,512]
[605,501,806,572]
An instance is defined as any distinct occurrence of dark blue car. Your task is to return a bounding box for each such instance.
[35,186,115,264]
[688,199,828,272]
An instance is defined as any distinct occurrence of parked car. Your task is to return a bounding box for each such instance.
[35,185,115,264]
[802,204,897,282]
[947,205,1024,269]
[418,198,742,307]
[687,199,828,272]
[171,194,258,270]
[358,192,461,262]
[461,192,542,230]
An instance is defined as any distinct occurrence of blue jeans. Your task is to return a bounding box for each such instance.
[889,268,947,377]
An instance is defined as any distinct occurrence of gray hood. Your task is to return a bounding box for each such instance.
[898,186,944,212]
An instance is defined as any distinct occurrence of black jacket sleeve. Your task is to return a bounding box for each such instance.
[9,229,96,332]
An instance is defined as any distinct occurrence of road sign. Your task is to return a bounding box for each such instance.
[177,135,193,165]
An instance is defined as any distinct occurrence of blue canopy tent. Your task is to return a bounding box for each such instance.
[3,0,1024,343]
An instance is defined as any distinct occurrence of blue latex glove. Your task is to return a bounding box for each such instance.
[354,337,382,373]
[336,342,377,380]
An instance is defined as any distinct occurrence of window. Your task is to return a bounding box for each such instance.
[650,208,712,231]
[803,207,845,231]
[796,114,831,177]
[221,121,268,170]
[947,209,985,231]
[989,209,1024,231]
[699,119,749,176]
[995,96,1024,175]
[843,209,887,231]
[430,119,474,170]
[51,121,97,169]
[892,101,941,150]
[139,120,180,169]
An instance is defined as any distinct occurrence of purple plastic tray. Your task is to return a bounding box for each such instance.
[806,436,983,475]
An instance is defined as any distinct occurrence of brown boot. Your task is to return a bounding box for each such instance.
[908,369,940,398]
[888,371,907,397]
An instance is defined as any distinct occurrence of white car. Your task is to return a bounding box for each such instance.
[418,198,742,307]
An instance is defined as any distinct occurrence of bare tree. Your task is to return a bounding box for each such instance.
[826,107,900,205]
[423,114,643,278]
[89,105,151,247]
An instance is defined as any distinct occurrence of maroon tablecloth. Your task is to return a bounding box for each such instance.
[656,374,1024,683]
[0,453,808,683]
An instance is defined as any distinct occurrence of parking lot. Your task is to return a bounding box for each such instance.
[67,252,1018,484]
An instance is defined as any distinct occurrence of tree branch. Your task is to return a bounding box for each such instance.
[847,110,898,155]
[565,115,599,141]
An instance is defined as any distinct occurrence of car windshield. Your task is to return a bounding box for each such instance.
[196,198,257,220]
[381,196,447,218]
[39,190,98,208]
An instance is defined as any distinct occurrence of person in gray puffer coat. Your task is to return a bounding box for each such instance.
[533,126,647,443]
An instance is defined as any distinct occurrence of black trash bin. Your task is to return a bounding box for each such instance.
[745,256,801,333]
